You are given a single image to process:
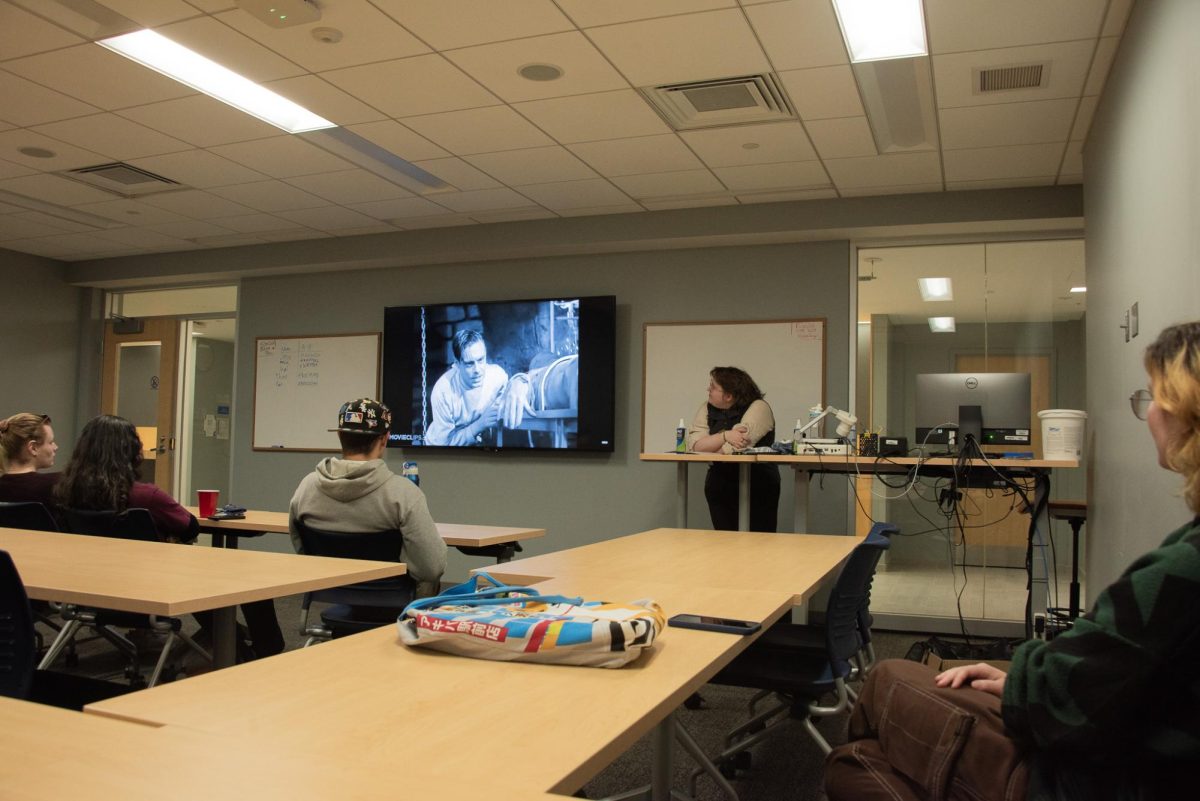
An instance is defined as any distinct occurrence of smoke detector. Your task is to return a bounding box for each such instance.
[236,0,320,29]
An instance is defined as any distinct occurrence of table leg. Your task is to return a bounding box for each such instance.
[737,462,751,531]
[676,462,688,529]
[1028,472,1052,636]
[211,605,238,669]
[792,468,811,533]
[651,714,674,801]
[210,531,226,549]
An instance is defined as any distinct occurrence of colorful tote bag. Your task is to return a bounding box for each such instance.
[397,574,665,668]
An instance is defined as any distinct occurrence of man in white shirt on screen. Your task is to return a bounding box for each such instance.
[425,329,508,446]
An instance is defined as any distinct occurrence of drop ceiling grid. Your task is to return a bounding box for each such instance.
[0,0,1128,260]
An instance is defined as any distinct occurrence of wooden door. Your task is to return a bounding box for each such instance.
[101,318,180,492]
[954,353,1050,566]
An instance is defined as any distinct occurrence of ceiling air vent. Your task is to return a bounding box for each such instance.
[974,63,1048,94]
[64,162,181,198]
[641,74,796,131]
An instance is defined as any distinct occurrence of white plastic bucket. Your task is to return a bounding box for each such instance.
[1038,409,1087,460]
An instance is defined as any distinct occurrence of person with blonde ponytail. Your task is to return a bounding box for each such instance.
[0,412,60,504]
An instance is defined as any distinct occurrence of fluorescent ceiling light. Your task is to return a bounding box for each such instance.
[98,30,335,134]
[918,276,953,301]
[832,0,927,63]
[1070,286,1087,293]
[928,317,956,333]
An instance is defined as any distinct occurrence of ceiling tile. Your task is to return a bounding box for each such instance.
[805,117,877,159]
[346,196,455,221]
[1102,0,1134,37]
[736,188,838,204]
[567,134,702,176]
[97,0,199,26]
[467,146,597,185]
[146,219,246,239]
[558,0,732,27]
[156,15,305,82]
[587,9,771,87]
[322,55,499,118]
[0,71,99,127]
[72,198,189,225]
[410,157,502,191]
[431,187,540,213]
[470,208,558,224]
[94,226,194,249]
[0,173,116,205]
[778,66,864,120]
[1060,141,1084,176]
[210,136,354,178]
[0,157,36,180]
[712,160,829,192]
[446,32,628,103]
[275,206,384,232]
[136,189,259,219]
[32,232,131,255]
[394,214,477,229]
[0,3,84,61]
[215,1,429,72]
[257,228,330,241]
[402,106,554,155]
[610,169,724,198]
[347,121,450,163]
[6,45,195,109]
[117,95,282,147]
[946,176,1054,191]
[286,169,414,205]
[0,237,90,259]
[11,210,100,233]
[128,150,266,188]
[939,98,1077,150]
[203,212,299,233]
[1070,95,1098,142]
[640,196,732,210]
[942,143,1066,182]
[825,152,943,189]
[745,0,848,71]
[556,202,644,217]
[0,215,77,239]
[680,122,817,167]
[926,0,1105,53]
[207,180,330,212]
[32,113,191,161]
[1084,37,1120,97]
[840,183,943,197]
[933,41,1094,108]
[514,90,670,143]
[515,178,632,210]
[264,75,389,127]
[372,0,574,50]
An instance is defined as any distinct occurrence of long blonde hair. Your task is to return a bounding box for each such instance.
[1145,322,1200,511]
[0,413,50,475]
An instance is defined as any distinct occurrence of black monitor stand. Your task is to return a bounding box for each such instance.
[955,404,983,455]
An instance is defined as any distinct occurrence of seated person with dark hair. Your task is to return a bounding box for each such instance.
[290,398,446,598]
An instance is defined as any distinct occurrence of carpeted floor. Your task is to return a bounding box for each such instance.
[35,594,932,801]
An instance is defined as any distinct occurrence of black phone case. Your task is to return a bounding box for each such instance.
[667,615,761,635]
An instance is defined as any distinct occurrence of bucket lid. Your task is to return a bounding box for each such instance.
[1037,409,1087,419]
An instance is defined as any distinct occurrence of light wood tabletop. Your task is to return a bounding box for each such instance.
[0,527,404,668]
[481,527,860,605]
[86,578,795,796]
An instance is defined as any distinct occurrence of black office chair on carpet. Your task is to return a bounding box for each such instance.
[0,501,66,648]
[689,523,895,794]
[293,518,416,645]
[39,508,211,687]
[0,550,134,710]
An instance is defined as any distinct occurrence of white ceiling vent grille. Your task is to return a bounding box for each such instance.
[64,162,182,197]
[640,74,796,131]
[974,63,1048,93]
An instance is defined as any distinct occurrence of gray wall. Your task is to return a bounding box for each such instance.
[1084,0,1200,595]
[230,242,852,579]
[0,250,85,456]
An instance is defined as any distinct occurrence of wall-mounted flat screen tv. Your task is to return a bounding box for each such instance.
[383,295,616,451]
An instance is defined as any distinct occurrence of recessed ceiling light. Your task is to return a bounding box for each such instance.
[928,316,956,333]
[18,146,56,159]
[518,63,563,82]
[832,0,927,63]
[1070,286,1087,293]
[918,276,952,301]
[98,30,335,134]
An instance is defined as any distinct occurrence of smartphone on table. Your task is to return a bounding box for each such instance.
[667,614,761,635]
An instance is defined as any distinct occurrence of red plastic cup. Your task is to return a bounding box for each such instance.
[197,489,219,518]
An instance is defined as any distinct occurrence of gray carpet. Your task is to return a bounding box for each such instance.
[35,595,927,801]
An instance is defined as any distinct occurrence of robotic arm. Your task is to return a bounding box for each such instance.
[796,405,858,440]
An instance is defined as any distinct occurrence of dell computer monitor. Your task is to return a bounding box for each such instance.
[915,372,1032,449]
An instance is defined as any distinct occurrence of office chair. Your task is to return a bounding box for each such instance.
[292,518,416,645]
[455,541,523,563]
[0,501,66,647]
[0,550,134,710]
[689,524,894,793]
[40,508,211,687]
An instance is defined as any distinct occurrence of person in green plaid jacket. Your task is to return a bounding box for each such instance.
[826,321,1200,801]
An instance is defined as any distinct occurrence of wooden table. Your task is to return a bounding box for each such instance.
[87,577,796,799]
[0,527,404,669]
[186,507,545,560]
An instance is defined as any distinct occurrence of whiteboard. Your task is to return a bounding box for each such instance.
[642,320,825,452]
[253,333,381,452]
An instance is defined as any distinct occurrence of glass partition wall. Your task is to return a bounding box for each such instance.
[857,240,1086,634]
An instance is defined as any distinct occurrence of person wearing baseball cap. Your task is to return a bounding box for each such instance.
[289,398,445,598]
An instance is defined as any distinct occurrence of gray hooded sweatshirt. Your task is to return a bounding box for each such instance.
[289,457,446,597]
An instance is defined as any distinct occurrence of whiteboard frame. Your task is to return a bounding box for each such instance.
[252,332,381,453]
[641,319,826,453]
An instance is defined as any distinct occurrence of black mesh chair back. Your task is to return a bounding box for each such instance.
[821,523,894,674]
[0,501,59,532]
[0,550,37,700]
[293,517,416,642]
[61,508,158,542]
